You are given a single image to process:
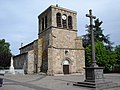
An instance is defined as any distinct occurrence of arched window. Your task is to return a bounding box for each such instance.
[62,14,67,28]
[56,13,61,27]
[45,16,47,29]
[39,19,41,32]
[41,18,44,30]
[68,16,73,29]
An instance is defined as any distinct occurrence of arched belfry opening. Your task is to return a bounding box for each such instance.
[41,18,44,30]
[56,13,62,27]
[68,16,73,29]
[62,14,67,28]
[63,59,70,74]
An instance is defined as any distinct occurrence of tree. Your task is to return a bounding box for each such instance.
[82,19,111,48]
[85,40,116,71]
[114,45,120,72]
[82,18,117,72]
[0,39,11,68]
[115,45,120,64]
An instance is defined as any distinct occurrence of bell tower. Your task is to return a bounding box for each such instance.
[38,5,77,37]
[38,5,85,75]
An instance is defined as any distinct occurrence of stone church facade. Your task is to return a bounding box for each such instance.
[14,5,85,75]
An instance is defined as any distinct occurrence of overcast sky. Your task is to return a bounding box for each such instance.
[0,0,120,55]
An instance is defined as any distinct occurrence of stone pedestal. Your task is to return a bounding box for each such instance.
[73,67,120,89]
[84,67,104,83]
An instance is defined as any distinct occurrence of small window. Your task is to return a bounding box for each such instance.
[65,51,68,55]
[56,13,61,27]
[45,16,47,29]
[68,16,73,29]
[42,18,44,30]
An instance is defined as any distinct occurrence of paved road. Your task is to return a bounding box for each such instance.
[0,74,120,90]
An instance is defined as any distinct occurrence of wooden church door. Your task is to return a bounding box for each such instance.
[63,65,69,74]
[63,60,70,74]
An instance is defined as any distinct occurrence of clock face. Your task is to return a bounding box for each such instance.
[62,15,66,20]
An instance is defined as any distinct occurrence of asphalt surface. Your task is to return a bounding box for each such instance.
[0,73,120,90]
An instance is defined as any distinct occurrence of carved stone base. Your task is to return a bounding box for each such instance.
[73,67,120,89]
[73,81,120,89]
[84,67,104,83]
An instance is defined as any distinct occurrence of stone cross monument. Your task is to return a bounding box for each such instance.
[84,9,104,83]
[86,9,98,67]
[73,9,119,89]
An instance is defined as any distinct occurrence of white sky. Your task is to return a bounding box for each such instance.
[0,0,120,55]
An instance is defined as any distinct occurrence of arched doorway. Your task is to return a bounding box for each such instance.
[63,60,70,74]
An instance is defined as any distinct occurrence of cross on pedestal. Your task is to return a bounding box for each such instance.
[73,10,119,89]
[83,9,104,83]
[86,9,98,67]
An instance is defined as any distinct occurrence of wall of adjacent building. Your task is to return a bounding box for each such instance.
[13,53,28,74]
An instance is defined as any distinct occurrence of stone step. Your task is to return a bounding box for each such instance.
[77,81,95,85]
[73,82,96,88]
[73,81,120,89]
[97,82,120,89]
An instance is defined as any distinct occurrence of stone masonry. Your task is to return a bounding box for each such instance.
[14,5,85,75]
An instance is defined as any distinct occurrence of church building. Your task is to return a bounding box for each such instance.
[14,5,85,75]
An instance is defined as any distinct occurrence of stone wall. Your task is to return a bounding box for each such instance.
[37,38,43,73]
[20,40,37,54]
[20,43,34,54]
[27,50,34,74]
[48,47,85,75]
[38,28,50,73]
[13,53,28,69]
[38,7,52,35]
[52,28,77,48]
[33,40,38,73]
[14,42,38,74]
[47,27,85,75]
[13,53,28,74]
